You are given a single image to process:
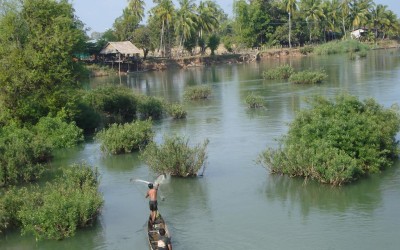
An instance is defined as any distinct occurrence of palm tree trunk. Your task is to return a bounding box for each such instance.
[288,12,292,48]
[342,17,346,38]
[160,21,165,57]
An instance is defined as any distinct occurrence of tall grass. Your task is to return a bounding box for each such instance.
[314,40,370,55]
[262,64,294,80]
[184,85,212,100]
[289,70,328,84]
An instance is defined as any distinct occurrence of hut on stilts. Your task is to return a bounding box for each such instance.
[99,41,142,73]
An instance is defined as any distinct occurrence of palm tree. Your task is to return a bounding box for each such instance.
[301,0,325,42]
[197,0,219,39]
[282,0,298,48]
[127,0,145,21]
[371,4,389,40]
[383,10,399,39]
[151,0,174,56]
[339,0,351,38]
[322,0,341,40]
[349,0,374,30]
[175,0,197,54]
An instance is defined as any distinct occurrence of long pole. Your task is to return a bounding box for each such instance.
[118,53,122,84]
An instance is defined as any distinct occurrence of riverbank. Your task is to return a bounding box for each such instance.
[88,40,399,75]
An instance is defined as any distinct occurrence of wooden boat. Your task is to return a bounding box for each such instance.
[147,211,171,250]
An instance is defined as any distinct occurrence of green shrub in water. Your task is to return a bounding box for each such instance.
[0,187,27,233]
[258,94,400,186]
[262,64,294,80]
[184,85,212,100]
[245,93,264,108]
[141,135,209,177]
[95,120,154,154]
[34,116,84,148]
[83,85,137,124]
[17,163,103,240]
[137,95,165,120]
[0,124,50,187]
[167,103,187,119]
[289,70,327,84]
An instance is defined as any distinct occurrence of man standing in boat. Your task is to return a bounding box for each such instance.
[146,183,159,224]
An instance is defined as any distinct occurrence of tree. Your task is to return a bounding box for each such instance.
[113,7,139,41]
[175,0,197,55]
[207,34,220,55]
[233,0,272,47]
[150,0,175,57]
[322,0,341,41]
[0,0,87,124]
[132,25,152,59]
[197,0,219,39]
[127,0,145,21]
[282,0,298,48]
[301,0,325,42]
[371,4,389,41]
[349,0,374,30]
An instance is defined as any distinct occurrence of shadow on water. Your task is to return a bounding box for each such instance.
[264,160,400,218]
[99,151,142,172]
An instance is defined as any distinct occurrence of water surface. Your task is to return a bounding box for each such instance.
[1,49,400,250]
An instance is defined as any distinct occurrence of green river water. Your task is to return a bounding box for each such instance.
[1,49,400,250]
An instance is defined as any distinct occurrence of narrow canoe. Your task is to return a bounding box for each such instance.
[147,211,171,250]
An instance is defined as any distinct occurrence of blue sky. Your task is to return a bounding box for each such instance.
[72,0,400,34]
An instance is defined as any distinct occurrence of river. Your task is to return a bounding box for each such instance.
[1,49,400,250]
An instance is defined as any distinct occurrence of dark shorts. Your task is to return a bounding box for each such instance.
[149,200,158,211]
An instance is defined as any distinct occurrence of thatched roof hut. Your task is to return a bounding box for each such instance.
[100,41,142,57]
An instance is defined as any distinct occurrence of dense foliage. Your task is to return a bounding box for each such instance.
[83,86,138,125]
[0,163,103,240]
[0,0,87,125]
[258,94,400,186]
[95,120,154,155]
[137,95,165,120]
[141,135,209,177]
[0,117,84,187]
[0,124,49,187]
[34,116,84,148]
[184,85,212,100]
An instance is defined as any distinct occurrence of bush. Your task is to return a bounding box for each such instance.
[0,124,50,187]
[17,163,103,240]
[289,70,327,84]
[140,135,209,177]
[245,93,264,108]
[184,85,212,100]
[0,187,28,233]
[0,163,103,239]
[358,50,368,58]
[34,116,83,148]
[74,101,102,134]
[262,64,294,80]
[258,94,400,186]
[137,95,165,120]
[95,120,154,154]
[167,103,187,119]
[299,46,314,55]
[83,86,137,124]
